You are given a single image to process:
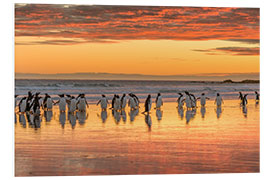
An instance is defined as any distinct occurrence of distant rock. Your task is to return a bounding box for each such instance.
[222,79,259,83]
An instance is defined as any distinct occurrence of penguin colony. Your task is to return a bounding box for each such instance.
[15,91,259,128]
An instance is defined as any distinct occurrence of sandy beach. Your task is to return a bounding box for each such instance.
[14,99,259,176]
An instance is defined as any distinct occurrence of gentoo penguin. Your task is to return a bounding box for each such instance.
[239,92,243,101]
[255,91,260,101]
[69,96,77,113]
[97,94,109,110]
[131,93,140,107]
[18,97,27,113]
[120,94,127,109]
[177,93,184,108]
[241,94,248,106]
[142,94,152,114]
[113,95,121,111]
[155,93,163,109]
[197,93,210,107]
[55,94,66,112]
[77,94,88,112]
[184,91,192,110]
[128,94,137,110]
[214,93,224,107]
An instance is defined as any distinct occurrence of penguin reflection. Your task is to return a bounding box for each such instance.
[44,110,53,122]
[68,112,76,129]
[242,105,248,118]
[112,110,121,124]
[121,110,127,123]
[156,109,163,121]
[215,107,222,119]
[59,112,66,128]
[77,111,88,125]
[200,107,206,119]
[19,113,27,128]
[33,114,41,129]
[185,110,192,124]
[97,110,108,123]
[144,113,152,131]
[177,107,184,120]
[129,109,139,122]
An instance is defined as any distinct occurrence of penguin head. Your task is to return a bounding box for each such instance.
[217,93,220,96]
[202,93,205,96]
[148,94,151,98]
[178,93,183,96]
[123,93,126,97]
[71,96,75,99]
[255,91,258,94]
[102,94,106,97]
[66,94,71,98]
[58,94,65,98]
[184,91,189,95]
[81,94,85,98]
[157,93,161,96]
[15,95,18,98]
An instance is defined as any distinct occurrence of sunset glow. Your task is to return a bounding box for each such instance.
[15,4,260,79]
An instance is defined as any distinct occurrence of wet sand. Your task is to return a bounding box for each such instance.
[15,100,259,176]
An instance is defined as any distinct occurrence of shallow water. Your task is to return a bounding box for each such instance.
[15,100,259,176]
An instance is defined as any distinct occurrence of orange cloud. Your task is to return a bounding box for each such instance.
[15,4,259,45]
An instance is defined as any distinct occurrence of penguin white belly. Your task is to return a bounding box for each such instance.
[47,98,53,109]
[114,99,121,110]
[148,99,152,111]
[78,99,86,111]
[59,98,66,111]
[178,97,183,107]
[129,98,136,109]
[201,97,206,106]
[121,97,127,108]
[20,100,27,112]
[186,97,191,108]
[156,97,162,108]
[216,97,222,106]
[100,98,107,109]
[70,99,76,112]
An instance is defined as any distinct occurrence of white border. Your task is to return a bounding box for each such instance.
[2,0,270,180]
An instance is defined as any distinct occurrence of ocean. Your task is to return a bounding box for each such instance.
[15,79,260,104]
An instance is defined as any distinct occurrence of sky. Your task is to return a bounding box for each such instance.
[14,4,260,80]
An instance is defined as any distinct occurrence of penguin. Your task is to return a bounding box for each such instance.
[197,93,210,107]
[241,94,248,106]
[130,93,140,108]
[214,93,224,107]
[255,91,260,101]
[189,93,197,108]
[69,96,77,113]
[184,91,192,110]
[30,93,41,115]
[177,93,184,108]
[142,94,152,114]
[18,97,27,113]
[155,93,163,109]
[55,94,66,112]
[120,93,127,109]
[77,94,88,112]
[113,95,121,111]
[110,94,116,109]
[25,91,34,112]
[97,94,109,110]
[128,94,137,110]
[65,94,72,112]
[239,92,243,101]
[46,94,53,110]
